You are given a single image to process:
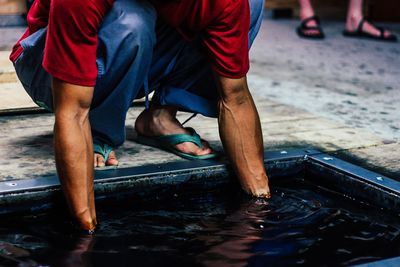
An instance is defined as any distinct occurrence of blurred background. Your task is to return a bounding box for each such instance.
[265,0,400,21]
[1,0,399,27]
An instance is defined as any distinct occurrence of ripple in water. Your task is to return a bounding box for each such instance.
[0,177,400,266]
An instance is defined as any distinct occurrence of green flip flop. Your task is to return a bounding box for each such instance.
[93,143,118,170]
[136,127,218,160]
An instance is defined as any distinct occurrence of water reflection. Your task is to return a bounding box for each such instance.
[196,200,268,267]
[1,179,400,266]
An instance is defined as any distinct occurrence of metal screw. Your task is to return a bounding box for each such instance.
[280,150,288,154]
[6,182,17,187]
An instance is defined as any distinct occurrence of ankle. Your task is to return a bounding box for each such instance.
[346,13,363,30]
[300,9,315,21]
[149,105,177,120]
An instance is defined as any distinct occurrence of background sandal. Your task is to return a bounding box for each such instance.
[297,16,325,39]
[343,18,398,42]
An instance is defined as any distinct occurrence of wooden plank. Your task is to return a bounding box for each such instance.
[0,0,26,15]
[265,0,298,9]
[367,0,400,22]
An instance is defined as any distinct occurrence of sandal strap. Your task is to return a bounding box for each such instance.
[376,26,385,38]
[157,127,203,148]
[358,18,389,38]
[300,15,321,28]
[356,17,367,33]
[93,143,113,160]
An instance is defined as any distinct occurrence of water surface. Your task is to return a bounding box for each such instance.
[1,177,400,266]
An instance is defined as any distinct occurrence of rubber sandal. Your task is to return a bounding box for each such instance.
[296,15,325,39]
[343,18,398,42]
[136,127,218,160]
[93,143,118,170]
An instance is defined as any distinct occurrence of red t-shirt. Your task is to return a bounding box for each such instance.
[10,0,113,87]
[10,0,250,86]
[153,0,250,78]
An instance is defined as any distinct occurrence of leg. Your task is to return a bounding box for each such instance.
[90,0,156,167]
[134,22,215,158]
[52,79,96,230]
[45,0,112,230]
[299,0,316,20]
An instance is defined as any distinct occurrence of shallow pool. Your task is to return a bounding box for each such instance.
[1,177,400,266]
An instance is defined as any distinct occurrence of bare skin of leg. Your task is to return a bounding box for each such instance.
[134,105,214,156]
[346,0,394,38]
[298,0,321,36]
[216,76,270,198]
[52,78,97,231]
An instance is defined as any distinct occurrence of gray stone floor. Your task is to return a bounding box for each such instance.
[250,18,400,141]
[0,26,24,50]
[0,18,399,181]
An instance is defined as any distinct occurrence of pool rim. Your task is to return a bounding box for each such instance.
[0,148,399,267]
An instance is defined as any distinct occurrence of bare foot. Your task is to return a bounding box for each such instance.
[94,150,119,168]
[134,106,214,157]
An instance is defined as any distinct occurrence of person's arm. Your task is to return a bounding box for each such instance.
[216,75,270,198]
[52,78,97,231]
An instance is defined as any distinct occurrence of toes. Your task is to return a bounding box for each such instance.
[105,151,119,166]
[384,30,394,38]
[175,142,214,156]
[94,154,105,168]
[304,29,321,36]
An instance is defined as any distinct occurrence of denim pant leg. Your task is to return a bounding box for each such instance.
[90,0,156,147]
[152,0,264,118]
[13,27,53,112]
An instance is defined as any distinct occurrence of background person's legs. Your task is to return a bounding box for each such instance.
[345,0,395,39]
[298,0,315,20]
[297,0,324,38]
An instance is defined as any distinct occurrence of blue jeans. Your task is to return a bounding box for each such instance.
[14,0,264,148]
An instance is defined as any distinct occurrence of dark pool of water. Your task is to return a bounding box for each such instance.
[1,177,400,267]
